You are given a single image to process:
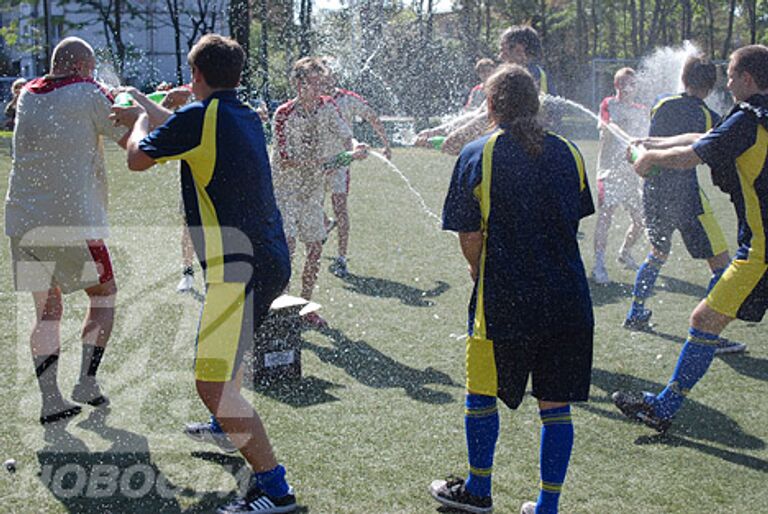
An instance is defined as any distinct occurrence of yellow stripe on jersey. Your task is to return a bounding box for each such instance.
[650,94,682,119]
[537,65,548,95]
[466,130,503,398]
[735,126,768,262]
[195,282,246,382]
[549,132,586,191]
[697,188,728,256]
[158,100,224,282]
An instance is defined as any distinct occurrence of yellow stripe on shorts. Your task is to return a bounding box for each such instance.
[706,259,768,318]
[466,335,498,397]
[697,189,728,256]
[195,282,247,382]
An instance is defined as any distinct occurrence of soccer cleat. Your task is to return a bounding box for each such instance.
[329,256,348,278]
[611,391,671,433]
[71,380,110,407]
[623,308,653,331]
[428,477,493,514]
[217,485,297,514]
[714,337,747,355]
[617,251,640,270]
[183,420,238,453]
[590,265,610,284]
[177,268,195,293]
[520,501,536,514]
[40,399,82,425]
[302,311,328,328]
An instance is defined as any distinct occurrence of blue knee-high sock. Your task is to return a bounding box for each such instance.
[464,394,499,498]
[706,268,725,295]
[629,254,665,313]
[252,464,290,498]
[649,327,719,419]
[536,406,574,514]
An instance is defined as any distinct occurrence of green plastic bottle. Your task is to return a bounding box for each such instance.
[113,92,134,107]
[428,136,446,150]
[629,144,660,177]
[147,91,168,104]
[323,151,354,170]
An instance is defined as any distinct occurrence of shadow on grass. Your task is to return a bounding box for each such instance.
[587,280,633,307]
[334,267,450,307]
[633,433,768,473]
[299,325,459,404]
[585,368,766,455]
[656,275,708,298]
[36,408,231,513]
[247,376,345,408]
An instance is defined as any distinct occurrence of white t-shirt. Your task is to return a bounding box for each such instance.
[4,76,126,242]
[332,88,376,126]
[271,96,352,197]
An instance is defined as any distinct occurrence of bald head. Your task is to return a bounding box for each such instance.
[50,37,95,77]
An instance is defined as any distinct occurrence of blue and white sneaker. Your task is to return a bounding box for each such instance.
[714,337,747,355]
[184,419,238,453]
[217,486,297,513]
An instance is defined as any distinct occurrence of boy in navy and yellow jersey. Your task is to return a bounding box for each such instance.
[115,34,296,514]
[415,25,555,155]
[613,45,768,433]
[429,64,594,514]
[623,55,746,355]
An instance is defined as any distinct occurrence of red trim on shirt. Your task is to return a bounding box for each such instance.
[273,99,296,161]
[465,84,484,108]
[25,76,114,102]
[333,88,369,105]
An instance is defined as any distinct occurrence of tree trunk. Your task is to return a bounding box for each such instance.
[229,0,251,92]
[704,0,715,56]
[629,0,638,57]
[259,0,269,106]
[166,0,183,85]
[722,0,736,59]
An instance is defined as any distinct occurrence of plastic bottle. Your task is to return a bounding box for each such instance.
[628,144,660,177]
[147,91,168,104]
[322,151,354,171]
[113,92,134,107]
[427,136,446,150]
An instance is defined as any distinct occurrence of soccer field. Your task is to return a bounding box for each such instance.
[0,139,766,513]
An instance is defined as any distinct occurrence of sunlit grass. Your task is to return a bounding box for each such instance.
[0,140,765,513]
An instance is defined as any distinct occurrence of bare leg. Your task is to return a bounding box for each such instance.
[181,225,195,268]
[331,192,349,258]
[706,251,731,273]
[196,379,278,472]
[301,241,323,300]
[593,204,616,269]
[619,205,645,260]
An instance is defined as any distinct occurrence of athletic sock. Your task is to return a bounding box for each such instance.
[252,464,290,498]
[33,353,64,403]
[464,393,499,497]
[79,344,105,382]
[594,251,605,269]
[648,327,719,419]
[536,406,573,514]
[628,253,665,317]
[706,268,725,295]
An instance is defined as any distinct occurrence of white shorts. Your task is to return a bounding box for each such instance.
[277,188,326,243]
[597,176,642,212]
[325,166,350,195]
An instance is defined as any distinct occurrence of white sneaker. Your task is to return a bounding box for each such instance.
[177,273,194,293]
[714,337,747,355]
[183,420,238,453]
[520,502,536,514]
[591,265,610,284]
[617,251,640,270]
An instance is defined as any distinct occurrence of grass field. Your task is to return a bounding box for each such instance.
[0,139,766,514]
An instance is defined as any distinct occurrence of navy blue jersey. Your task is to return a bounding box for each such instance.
[644,93,721,215]
[693,94,768,263]
[140,90,290,284]
[528,63,555,96]
[443,130,594,338]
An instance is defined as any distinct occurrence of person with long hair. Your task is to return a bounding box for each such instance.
[430,64,595,514]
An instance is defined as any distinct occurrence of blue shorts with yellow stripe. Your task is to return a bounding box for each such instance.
[707,257,768,322]
[644,188,728,258]
[465,326,593,409]
[194,275,287,383]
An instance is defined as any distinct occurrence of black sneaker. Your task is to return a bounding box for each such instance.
[623,308,653,331]
[611,391,671,433]
[72,380,110,407]
[429,476,492,513]
[217,486,296,514]
[40,398,81,425]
